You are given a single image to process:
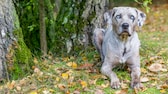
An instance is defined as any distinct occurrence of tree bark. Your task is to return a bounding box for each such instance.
[54,0,109,54]
[0,0,32,79]
[39,0,47,55]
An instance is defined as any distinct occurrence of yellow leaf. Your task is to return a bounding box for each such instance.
[61,73,69,79]
[63,57,70,62]
[49,89,54,92]
[66,62,73,67]
[33,58,38,64]
[82,57,87,61]
[160,89,166,93]
[141,68,147,74]
[72,62,77,68]
[56,77,60,81]
[29,91,38,94]
[66,62,77,69]
[80,81,87,88]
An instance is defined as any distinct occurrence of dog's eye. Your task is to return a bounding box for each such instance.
[130,15,135,20]
[116,15,121,19]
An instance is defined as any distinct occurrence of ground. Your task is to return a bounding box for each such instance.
[0,4,168,94]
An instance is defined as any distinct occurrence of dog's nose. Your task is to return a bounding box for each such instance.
[122,23,129,29]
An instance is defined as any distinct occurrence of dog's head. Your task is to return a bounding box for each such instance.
[109,7,146,40]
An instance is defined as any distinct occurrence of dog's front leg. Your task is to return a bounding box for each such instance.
[130,66,143,89]
[127,57,143,89]
[101,60,120,89]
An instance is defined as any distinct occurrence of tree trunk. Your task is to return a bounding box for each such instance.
[54,0,109,54]
[0,0,32,79]
[39,0,47,55]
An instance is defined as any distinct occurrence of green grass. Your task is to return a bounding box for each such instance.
[1,31,168,94]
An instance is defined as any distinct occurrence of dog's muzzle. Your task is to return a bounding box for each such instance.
[119,23,131,36]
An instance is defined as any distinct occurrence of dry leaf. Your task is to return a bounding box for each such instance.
[115,89,128,94]
[33,58,38,64]
[160,89,166,93]
[141,68,147,74]
[16,86,21,91]
[160,83,168,89]
[56,77,60,82]
[141,77,149,83]
[161,68,167,72]
[78,63,93,69]
[42,90,50,94]
[8,80,15,89]
[63,57,70,62]
[66,62,77,68]
[121,83,128,89]
[80,81,87,88]
[61,73,69,79]
[29,91,38,94]
[57,84,66,90]
[101,83,109,88]
[95,89,104,94]
[73,90,80,94]
[82,57,87,61]
[148,63,162,72]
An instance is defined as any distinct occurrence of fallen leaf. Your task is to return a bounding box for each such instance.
[29,91,38,94]
[80,81,87,88]
[121,83,128,89]
[95,89,104,94]
[66,62,77,68]
[63,57,70,62]
[141,68,147,74]
[33,58,38,64]
[160,83,168,89]
[141,77,149,83]
[115,89,128,94]
[101,82,109,88]
[148,63,162,72]
[78,63,93,69]
[56,77,60,82]
[42,90,50,94]
[161,68,167,72]
[57,84,66,90]
[16,86,21,91]
[61,73,69,79]
[73,90,80,94]
[8,80,15,89]
[82,57,87,61]
[160,89,166,93]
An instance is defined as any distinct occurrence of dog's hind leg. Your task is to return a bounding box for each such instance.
[93,28,105,62]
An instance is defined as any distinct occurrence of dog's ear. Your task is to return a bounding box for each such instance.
[136,9,146,27]
[110,7,118,18]
[103,11,112,24]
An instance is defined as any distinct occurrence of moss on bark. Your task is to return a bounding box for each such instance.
[6,3,33,79]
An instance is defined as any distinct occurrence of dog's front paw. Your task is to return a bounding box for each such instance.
[131,80,143,89]
[110,78,120,89]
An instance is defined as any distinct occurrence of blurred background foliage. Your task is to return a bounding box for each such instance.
[13,0,153,57]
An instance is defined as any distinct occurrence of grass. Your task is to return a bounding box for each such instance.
[1,30,167,93]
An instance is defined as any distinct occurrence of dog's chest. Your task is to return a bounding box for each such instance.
[117,42,131,64]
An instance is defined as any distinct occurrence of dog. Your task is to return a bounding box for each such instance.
[93,10,113,62]
[93,7,146,89]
